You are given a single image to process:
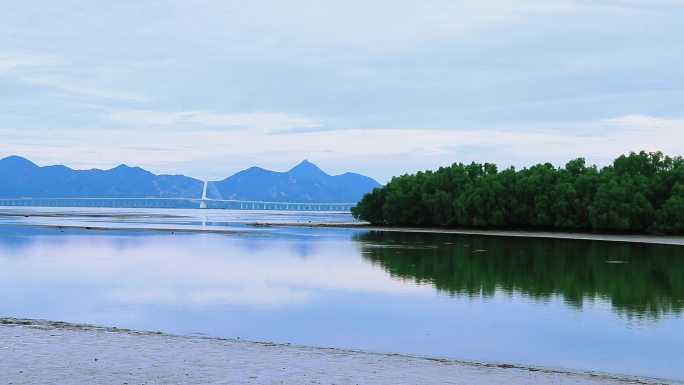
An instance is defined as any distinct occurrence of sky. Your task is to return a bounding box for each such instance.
[1,0,683,183]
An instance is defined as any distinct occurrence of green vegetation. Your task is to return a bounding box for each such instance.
[352,151,684,234]
[355,231,684,319]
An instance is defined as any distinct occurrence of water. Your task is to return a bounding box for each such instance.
[1,208,683,381]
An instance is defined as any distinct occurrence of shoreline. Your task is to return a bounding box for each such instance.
[4,221,684,246]
[341,225,684,245]
[1,318,678,385]
[246,222,684,246]
[2,207,683,245]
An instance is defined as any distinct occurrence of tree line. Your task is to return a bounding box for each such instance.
[352,151,684,234]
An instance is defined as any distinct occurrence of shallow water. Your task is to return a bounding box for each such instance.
[0,208,683,381]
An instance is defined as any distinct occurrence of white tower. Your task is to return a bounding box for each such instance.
[199,181,208,209]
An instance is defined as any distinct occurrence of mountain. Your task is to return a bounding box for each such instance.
[0,155,202,198]
[211,160,381,202]
[0,156,381,202]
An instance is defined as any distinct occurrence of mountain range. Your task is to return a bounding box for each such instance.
[0,155,381,203]
[212,160,380,203]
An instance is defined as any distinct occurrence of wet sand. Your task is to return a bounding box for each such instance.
[1,318,677,385]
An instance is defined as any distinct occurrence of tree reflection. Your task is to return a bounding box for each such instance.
[355,231,684,319]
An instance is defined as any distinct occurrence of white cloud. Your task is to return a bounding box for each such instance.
[0,52,150,102]
[108,110,321,131]
[603,114,684,132]
[20,75,151,102]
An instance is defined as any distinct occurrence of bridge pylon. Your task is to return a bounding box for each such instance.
[199,181,209,209]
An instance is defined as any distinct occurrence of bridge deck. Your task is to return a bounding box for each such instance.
[0,198,355,211]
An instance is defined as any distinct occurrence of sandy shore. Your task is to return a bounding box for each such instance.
[1,319,677,385]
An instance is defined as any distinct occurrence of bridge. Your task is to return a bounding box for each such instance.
[0,198,354,211]
[0,183,355,211]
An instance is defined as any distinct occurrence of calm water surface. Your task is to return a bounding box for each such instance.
[0,208,683,381]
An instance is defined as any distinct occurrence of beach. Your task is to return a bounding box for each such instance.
[1,318,676,385]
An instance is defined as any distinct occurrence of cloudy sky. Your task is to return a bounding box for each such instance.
[1,0,682,182]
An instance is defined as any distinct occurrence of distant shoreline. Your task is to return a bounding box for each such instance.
[27,221,684,246]
[254,222,684,246]
[1,318,676,385]
[2,207,683,245]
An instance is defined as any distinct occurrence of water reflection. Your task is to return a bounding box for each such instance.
[0,226,426,312]
[2,222,684,380]
[354,231,684,319]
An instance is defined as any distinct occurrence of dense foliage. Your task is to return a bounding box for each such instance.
[356,231,684,319]
[352,151,684,234]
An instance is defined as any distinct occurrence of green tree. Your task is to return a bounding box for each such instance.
[351,151,683,234]
[654,183,684,234]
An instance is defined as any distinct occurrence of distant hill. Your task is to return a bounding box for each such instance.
[211,160,382,203]
[0,155,202,198]
[0,156,381,202]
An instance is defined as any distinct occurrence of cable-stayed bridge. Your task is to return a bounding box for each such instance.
[0,197,355,211]
[0,183,355,211]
